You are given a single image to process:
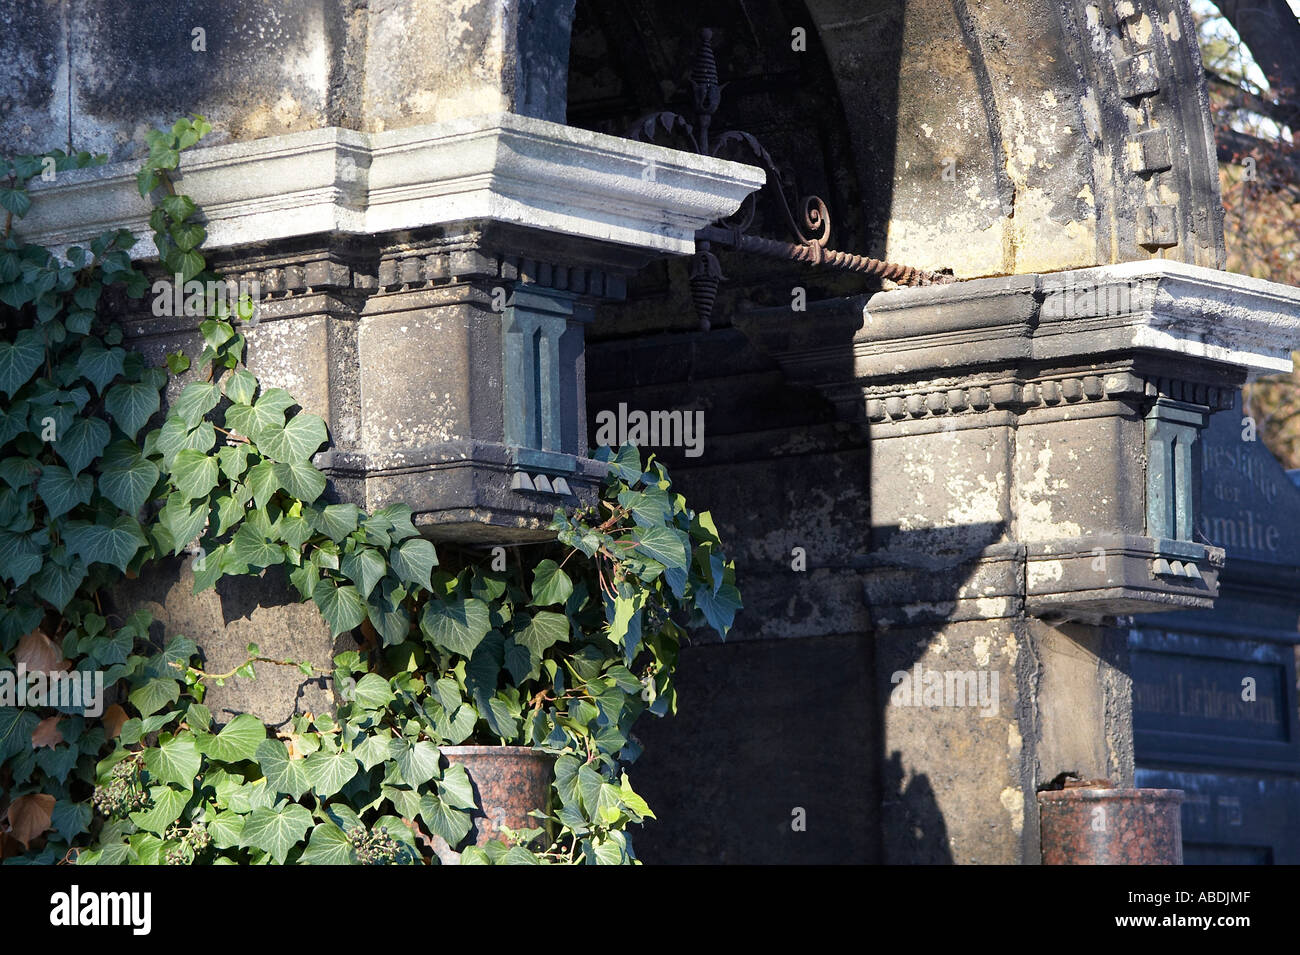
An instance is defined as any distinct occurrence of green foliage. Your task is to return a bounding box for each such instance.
[0,118,740,865]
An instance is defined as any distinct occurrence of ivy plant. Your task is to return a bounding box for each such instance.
[0,117,740,865]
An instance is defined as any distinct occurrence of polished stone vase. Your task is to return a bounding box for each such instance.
[441,745,557,851]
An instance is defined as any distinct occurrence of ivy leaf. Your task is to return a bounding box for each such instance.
[170,222,206,252]
[418,792,473,846]
[98,441,160,514]
[432,702,476,745]
[370,504,418,542]
[104,380,161,439]
[185,702,213,732]
[607,592,643,656]
[577,763,604,816]
[0,329,45,397]
[628,524,689,571]
[199,319,234,351]
[693,576,742,638]
[154,416,216,471]
[279,511,312,550]
[590,834,628,865]
[312,578,366,636]
[273,460,326,502]
[618,773,655,820]
[432,678,462,714]
[137,168,161,197]
[603,444,644,482]
[129,678,181,718]
[239,804,313,864]
[0,456,38,489]
[255,739,311,800]
[383,785,421,821]
[0,186,32,218]
[258,412,327,464]
[392,739,440,787]
[465,632,504,708]
[513,611,569,656]
[158,493,208,554]
[198,713,266,763]
[481,695,519,741]
[143,734,201,786]
[299,821,355,865]
[75,342,125,394]
[222,369,257,405]
[224,388,294,441]
[245,459,281,510]
[53,416,110,476]
[165,249,205,284]
[0,531,43,588]
[156,634,198,676]
[618,485,673,527]
[0,399,29,445]
[36,465,92,519]
[366,582,411,647]
[229,524,283,569]
[160,194,196,222]
[351,673,395,710]
[502,637,535,684]
[309,503,359,541]
[438,763,475,808]
[352,731,392,771]
[170,448,219,500]
[172,381,220,429]
[530,559,573,606]
[216,444,251,482]
[554,755,581,809]
[340,546,386,600]
[390,537,437,591]
[207,810,245,849]
[419,596,491,657]
[304,748,358,797]
[50,799,92,844]
[32,554,86,610]
[128,786,189,836]
[62,514,147,569]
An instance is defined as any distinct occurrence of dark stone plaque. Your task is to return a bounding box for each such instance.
[1199,392,1300,566]
[1131,628,1299,771]
[1136,768,1300,865]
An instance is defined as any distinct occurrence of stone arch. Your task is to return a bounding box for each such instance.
[565,0,1225,279]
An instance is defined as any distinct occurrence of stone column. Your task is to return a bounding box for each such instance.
[738,261,1300,862]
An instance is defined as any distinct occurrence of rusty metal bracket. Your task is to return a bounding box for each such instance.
[630,28,955,330]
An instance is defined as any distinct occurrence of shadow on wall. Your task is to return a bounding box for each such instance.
[882,751,952,863]
[566,0,968,856]
[627,515,996,863]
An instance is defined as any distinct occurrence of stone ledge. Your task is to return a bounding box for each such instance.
[738,261,1300,381]
[15,112,765,264]
[1025,534,1225,619]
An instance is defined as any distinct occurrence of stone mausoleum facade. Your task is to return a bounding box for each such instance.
[5,0,1300,863]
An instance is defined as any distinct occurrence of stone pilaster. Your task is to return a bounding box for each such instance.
[737,260,1300,861]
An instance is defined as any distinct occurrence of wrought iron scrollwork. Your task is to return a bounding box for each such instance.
[631,28,955,330]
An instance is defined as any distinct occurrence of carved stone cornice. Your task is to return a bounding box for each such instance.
[737,262,1300,388]
[15,112,764,266]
